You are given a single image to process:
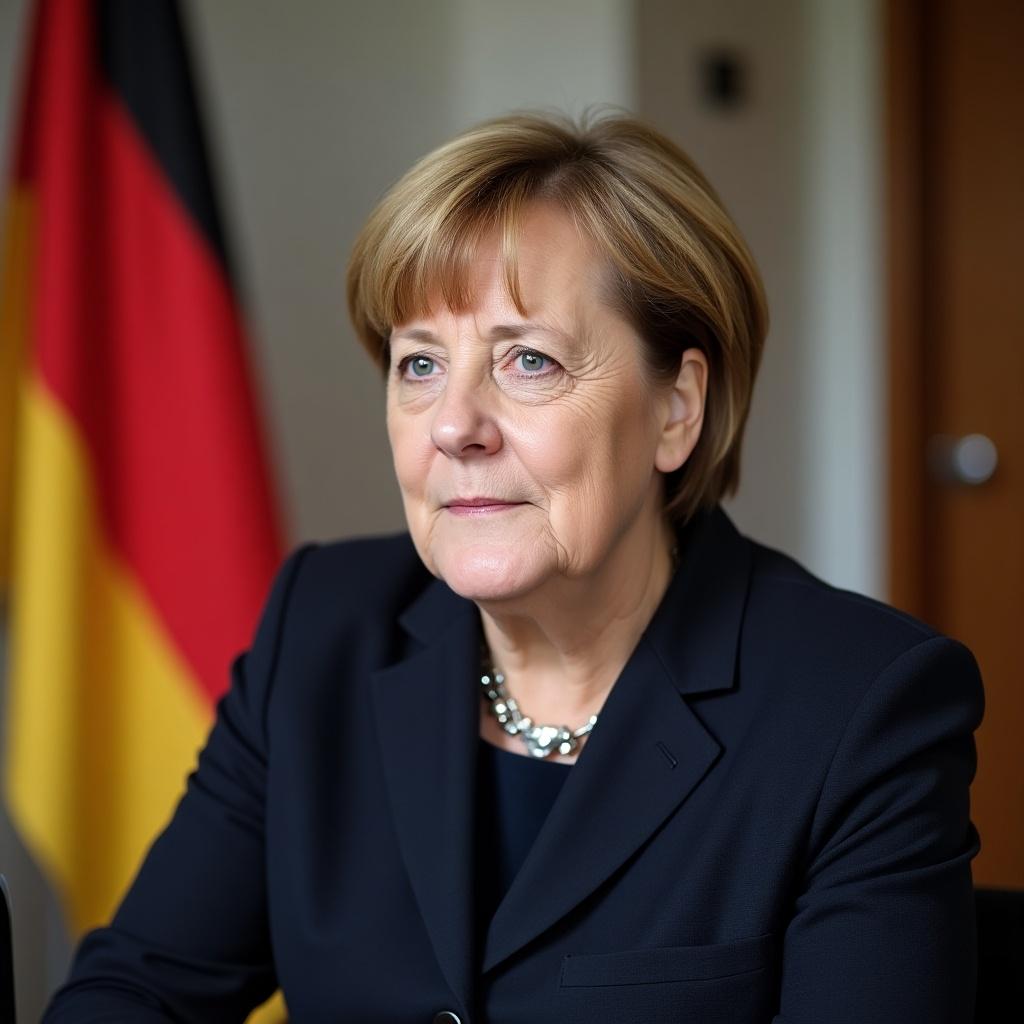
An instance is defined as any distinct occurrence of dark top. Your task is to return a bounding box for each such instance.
[474,736,572,949]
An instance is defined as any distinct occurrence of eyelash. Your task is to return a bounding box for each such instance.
[394,346,558,382]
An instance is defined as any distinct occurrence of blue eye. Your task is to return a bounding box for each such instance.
[397,355,436,379]
[516,350,549,373]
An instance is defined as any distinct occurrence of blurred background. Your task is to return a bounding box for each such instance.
[0,0,1019,1021]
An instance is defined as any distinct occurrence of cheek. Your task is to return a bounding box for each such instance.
[511,408,590,493]
[546,390,658,517]
[513,397,634,507]
[387,410,430,492]
[543,384,651,475]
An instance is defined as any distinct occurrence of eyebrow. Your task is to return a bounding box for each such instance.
[389,321,573,346]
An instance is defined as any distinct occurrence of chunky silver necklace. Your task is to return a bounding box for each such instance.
[477,539,679,761]
[478,640,597,760]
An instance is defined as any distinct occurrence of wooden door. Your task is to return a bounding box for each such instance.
[887,0,1024,888]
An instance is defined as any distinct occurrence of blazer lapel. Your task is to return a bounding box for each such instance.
[371,502,754,992]
[482,503,753,972]
[370,586,481,1013]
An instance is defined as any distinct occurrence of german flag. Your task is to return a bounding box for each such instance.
[0,1,286,1018]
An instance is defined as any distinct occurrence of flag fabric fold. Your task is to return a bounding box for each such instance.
[0,1,287,1018]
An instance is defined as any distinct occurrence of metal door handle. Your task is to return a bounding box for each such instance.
[926,433,998,485]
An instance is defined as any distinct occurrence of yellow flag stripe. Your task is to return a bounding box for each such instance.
[3,370,211,932]
[0,190,32,592]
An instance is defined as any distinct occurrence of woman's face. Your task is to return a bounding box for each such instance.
[386,202,696,602]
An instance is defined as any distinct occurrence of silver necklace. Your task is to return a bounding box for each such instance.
[477,538,679,761]
[478,640,597,760]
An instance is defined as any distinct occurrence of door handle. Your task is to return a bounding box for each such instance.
[926,432,998,485]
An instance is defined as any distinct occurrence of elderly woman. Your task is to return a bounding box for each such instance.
[45,108,984,1024]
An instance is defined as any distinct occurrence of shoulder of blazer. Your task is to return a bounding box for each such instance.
[281,529,435,633]
[753,538,939,630]
[728,535,983,787]
[739,533,957,686]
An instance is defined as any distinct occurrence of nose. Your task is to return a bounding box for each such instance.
[430,375,502,457]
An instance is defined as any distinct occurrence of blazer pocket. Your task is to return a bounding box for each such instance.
[559,932,776,988]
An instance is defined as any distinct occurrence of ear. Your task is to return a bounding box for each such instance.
[654,347,708,474]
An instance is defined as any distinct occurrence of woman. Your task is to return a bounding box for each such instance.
[44,107,984,1023]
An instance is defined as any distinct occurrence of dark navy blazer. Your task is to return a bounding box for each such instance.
[43,503,985,1023]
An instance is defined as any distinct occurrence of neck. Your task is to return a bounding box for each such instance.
[475,503,678,725]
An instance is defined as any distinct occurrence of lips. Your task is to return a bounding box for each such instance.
[443,497,526,516]
[445,497,521,507]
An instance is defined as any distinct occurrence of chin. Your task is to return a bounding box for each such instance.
[434,546,541,602]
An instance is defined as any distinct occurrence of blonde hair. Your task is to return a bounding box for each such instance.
[346,104,768,527]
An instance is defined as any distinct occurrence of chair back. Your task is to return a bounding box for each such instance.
[0,874,15,1024]
[975,885,1024,1021]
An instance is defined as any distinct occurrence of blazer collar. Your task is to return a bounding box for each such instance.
[370,503,753,1010]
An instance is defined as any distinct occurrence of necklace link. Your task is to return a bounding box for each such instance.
[479,643,597,759]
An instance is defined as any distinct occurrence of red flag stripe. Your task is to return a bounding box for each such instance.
[22,0,284,700]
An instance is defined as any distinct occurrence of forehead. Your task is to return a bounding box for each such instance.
[394,203,611,335]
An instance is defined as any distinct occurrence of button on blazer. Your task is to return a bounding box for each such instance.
[43,503,985,1023]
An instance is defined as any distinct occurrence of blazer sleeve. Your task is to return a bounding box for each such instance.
[773,634,986,1024]
[41,541,319,1024]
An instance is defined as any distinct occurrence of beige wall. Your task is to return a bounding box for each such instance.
[637,0,883,590]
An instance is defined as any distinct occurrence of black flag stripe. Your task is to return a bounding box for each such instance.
[97,0,232,278]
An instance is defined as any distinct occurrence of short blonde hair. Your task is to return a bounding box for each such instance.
[346,105,768,527]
